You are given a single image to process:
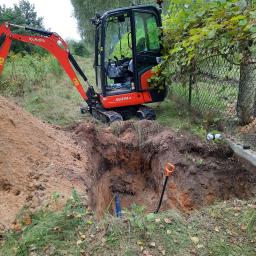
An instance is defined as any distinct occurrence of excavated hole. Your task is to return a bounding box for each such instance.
[73,121,256,217]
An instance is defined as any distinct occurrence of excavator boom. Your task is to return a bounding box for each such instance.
[0,22,90,102]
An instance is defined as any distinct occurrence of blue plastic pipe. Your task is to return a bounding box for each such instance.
[115,193,122,217]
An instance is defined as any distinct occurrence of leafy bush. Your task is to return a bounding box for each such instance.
[68,40,90,57]
[0,53,63,97]
[162,0,256,72]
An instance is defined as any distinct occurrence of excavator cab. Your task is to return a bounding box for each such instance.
[92,5,166,102]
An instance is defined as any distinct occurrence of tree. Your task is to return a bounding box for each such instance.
[67,40,90,57]
[70,0,154,45]
[0,0,44,54]
[162,0,256,125]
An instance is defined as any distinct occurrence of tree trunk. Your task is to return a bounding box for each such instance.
[237,58,256,125]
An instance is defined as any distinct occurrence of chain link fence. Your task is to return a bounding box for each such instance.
[168,55,256,150]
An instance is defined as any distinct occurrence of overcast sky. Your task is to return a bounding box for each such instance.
[0,0,81,40]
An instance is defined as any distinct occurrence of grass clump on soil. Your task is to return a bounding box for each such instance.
[1,192,255,256]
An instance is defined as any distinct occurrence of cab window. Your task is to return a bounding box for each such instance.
[134,12,160,53]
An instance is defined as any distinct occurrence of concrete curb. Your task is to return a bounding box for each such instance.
[227,139,256,168]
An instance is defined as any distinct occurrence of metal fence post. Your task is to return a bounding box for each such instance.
[188,62,195,111]
[189,72,193,110]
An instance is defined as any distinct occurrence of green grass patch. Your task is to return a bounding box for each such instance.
[1,194,255,256]
[152,97,207,138]
[0,54,95,126]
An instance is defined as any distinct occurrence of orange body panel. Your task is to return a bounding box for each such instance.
[140,69,153,90]
[101,91,152,109]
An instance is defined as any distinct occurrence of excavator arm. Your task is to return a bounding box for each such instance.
[0,22,93,103]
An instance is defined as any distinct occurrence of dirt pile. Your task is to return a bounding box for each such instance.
[0,96,92,229]
[72,121,256,217]
[1,95,255,229]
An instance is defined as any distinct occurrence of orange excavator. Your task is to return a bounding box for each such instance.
[0,1,167,123]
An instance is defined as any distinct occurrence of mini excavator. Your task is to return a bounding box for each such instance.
[0,0,167,123]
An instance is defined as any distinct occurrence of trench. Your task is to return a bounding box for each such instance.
[73,121,256,217]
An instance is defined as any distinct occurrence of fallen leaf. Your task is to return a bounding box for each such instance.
[23,215,32,226]
[13,223,21,232]
[149,242,156,247]
[77,240,82,245]
[241,225,247,231]
[137,241,144,246]
[166,230,171,235]
[197,244,204,249]
[164,218,172,224]
[80,234,86,240]
[155,218,161,223]
[190,236,199,244]
[214,226,220,232]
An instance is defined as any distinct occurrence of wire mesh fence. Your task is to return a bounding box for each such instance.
[169,55,240,121]
[168,54,256,150]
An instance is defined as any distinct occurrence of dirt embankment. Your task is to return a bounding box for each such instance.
[72,121,256,217]
[0,96,93,229]
[0,96,255,230]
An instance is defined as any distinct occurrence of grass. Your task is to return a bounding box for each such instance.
[151,98,207,138]
[1,193,255,256]
[170,80,237,119]
[0,53,95,126]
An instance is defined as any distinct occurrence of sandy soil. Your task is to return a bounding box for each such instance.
[0,96,92,230]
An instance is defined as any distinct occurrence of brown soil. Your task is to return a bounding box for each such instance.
[72,121,256,217]
[0,96,93,230]
[0,96,255,230]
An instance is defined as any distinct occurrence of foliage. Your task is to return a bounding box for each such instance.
[1,195,255,256]
[68,39,90,57]
[0,53,63,97]
[159,0,256,125]
[162,0,256,69]
[148,65,166,91]
[70,0,154,45]
[0,0,45,54]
